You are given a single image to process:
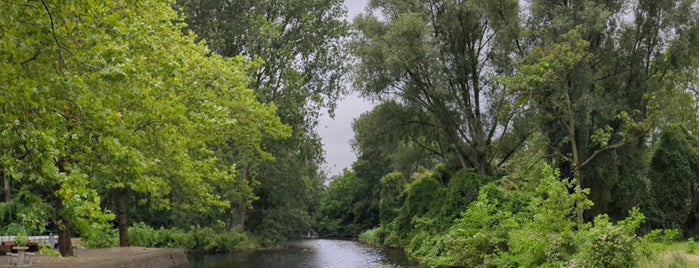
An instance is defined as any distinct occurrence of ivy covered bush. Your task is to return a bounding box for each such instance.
[371,164,653,267]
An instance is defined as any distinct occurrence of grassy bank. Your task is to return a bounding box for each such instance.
[637,242,699,268]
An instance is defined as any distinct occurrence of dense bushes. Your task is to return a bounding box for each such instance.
[121,223,257,253]
[365,164,653,267]
[317,171,373,237]
[379,172,407,225]
[643,125,699,235]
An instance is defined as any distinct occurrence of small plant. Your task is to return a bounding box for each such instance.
[15,232,28,247]
[39,245,60,257]
[643,229,682,244]
[687,238,696,254]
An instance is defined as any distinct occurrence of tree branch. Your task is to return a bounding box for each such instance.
[40,0,67,72]
[579,141,625,168]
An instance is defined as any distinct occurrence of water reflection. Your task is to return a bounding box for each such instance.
[188,239,416,268]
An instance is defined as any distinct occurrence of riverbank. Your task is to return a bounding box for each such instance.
[0,247,187,268]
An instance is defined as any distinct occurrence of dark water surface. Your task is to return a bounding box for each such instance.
[188,239,417,268]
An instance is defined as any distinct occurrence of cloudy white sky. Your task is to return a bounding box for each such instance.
[318,0,372,176]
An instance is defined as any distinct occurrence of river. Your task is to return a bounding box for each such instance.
[187,239,417,268]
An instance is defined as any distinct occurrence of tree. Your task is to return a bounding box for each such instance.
[644,125,699,235]
[513,27,635,224]
[1,0,287,253]
[317,170,365,237]
[353,0,527,176]
[178,0,349,237]
[521,0,699,220]
[343,102,450,232]
[352,102,445,176]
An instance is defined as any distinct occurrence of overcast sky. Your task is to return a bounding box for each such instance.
[318,0,372,176]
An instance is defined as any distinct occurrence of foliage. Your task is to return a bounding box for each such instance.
[687,238,696,254]
[253,207,313,244]
[329,0,699,266]
[186,227,258,253]
[317,170,365,237]
[358,227,382,247]
[393,171,442,236]
[1,0,290,252]
[128,222,257,253]
[178,0,348,239]
[363,163,652,267]
[379,172,407,225]
[518,0,699,220]
[0,223,24,237]
[644,229,683,244]
[82,228,118,249]
[39,245,61,258]
[0,192,52,235]
[443,183,513,267]
[14,232,28,247]
[644,126,699,234]
[405,224,454,267]
[353,0,527,176]
[570,209,648,268]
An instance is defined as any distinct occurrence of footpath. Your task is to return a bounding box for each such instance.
[0,247,188,268]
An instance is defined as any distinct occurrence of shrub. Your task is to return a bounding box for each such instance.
[445,183,512,267]
[379,172,407,225]
[377,164,655,267]
[643,229,682,244]
[15,232,28,247]
[82,227,118,248]
[687,238,696,254]
[39,245,61,257]
[394,173,441,237]
[127,223,257,253]
[644,126,699,233]
[570,209,647,268]
[406,229,454,267]
[358,227,383,246]
[440,171,489,221]
[503,167,584,267]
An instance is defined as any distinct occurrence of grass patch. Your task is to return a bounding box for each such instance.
[638,242,699,268]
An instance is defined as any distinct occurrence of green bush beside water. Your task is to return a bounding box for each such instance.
[82,222,258,253]
[128,223,258,253]
[359,164,658,267]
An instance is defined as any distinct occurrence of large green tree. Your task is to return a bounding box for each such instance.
[177,0,349,239]
[1,0,287,253]
[353,0,529,176]
[339,102,446,233]
[521,0,699,220]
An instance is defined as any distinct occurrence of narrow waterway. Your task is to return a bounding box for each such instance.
[188,239,416,268]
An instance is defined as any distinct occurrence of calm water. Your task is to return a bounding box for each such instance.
[187,239,417,268]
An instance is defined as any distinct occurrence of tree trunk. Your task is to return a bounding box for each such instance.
[56,201,74,256]
[237,199,247,231]
[116,189,129,247]
[235,169,249,231]
[2,171,9,202]
[565,94,585,226]
[55,158,74,256]
[477,152,488,177]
